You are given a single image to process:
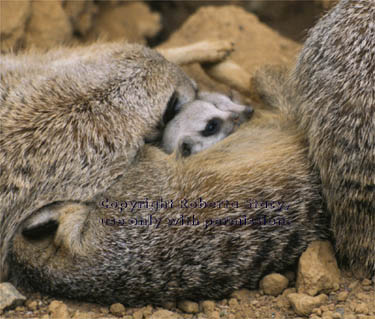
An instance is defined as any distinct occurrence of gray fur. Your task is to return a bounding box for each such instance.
[292,0,375,275]
[0,42,197,280]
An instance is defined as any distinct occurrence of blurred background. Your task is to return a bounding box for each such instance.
[0,0,338,53]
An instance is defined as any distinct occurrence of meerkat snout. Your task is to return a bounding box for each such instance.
[162,92,253,156]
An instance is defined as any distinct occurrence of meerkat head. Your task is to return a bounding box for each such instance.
[162,92,253,157]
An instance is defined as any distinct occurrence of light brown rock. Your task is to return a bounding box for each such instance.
[287,293,328,316]
[109,303,126,317]
[200,300,215,314]
[361,279,372,286]
[322,310,334,319]
[62,0,97,36]
[72,310,96,319]
[228,298,239,308]
[260,273,289,296]
[48,300,70,319]
[332,312,342,319]
[337,291,349,302]
[158,5,300,95]
[275,295,291,310]
[0,282,26,313]
[133,309,143,319]
[209,311,220,319]
[177,300,199,314]
[26,300,38,311]
[150,309,182,319]
[0,0,31,51]
[297,241,341,296]
[25,0,73,49]
[230,288,254,302]
[351,303,369,315]
[89,2,160,44]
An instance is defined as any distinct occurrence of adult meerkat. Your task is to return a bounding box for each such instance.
[0,42,197,280]
[9,107,329,306]
[291,0,375,275]
[162,92,253,156]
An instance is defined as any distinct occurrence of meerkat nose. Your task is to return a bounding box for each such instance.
[243,106,254,119]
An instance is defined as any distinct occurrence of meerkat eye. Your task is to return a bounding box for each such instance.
[202,118,222,137]
[180,142,192,157]
[163,91,180,125]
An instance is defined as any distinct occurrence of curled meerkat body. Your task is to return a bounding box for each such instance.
[162,92,253,156]
[9,109,329,305]
[0,42,197,280]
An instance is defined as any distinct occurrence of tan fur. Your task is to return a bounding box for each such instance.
[10,108,328,305]
[0,42,197,280]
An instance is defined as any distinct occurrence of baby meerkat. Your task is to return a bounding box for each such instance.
[162,92,253,156]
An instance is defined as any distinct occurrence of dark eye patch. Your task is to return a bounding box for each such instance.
[201,118,222,137]
[163,91,179,125]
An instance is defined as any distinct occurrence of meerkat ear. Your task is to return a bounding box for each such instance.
[21,202,62,240]
[22,201,90,239]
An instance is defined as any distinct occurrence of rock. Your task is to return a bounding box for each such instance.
[150,309,181,319]
[26,300,38,311]
[260,273,289,296]
[230,289,254,302]
[133,309,143,319]
[322,310,334,319]
[109,303,126,317]
[72,310,96,319]
[332,312,342,319]
[209,311,220,319]
[361,279,372,286]
[162,301,176,310]
[88,2,161,44]
[287,293,328,316]
[282,288,296,297]
[0,0,31,52]
[228,298,239,308]
[142,305,153,317]
[25,0,73,49]
[62,0,97,36]
[0,282,26,313]
[177,300,199,313]
[159,5,300,96]
[351,303,369,315]
[297,241,341,296]
[200,300,215,314]
[337,291,349,302]
[348,280,359,291]
[48,300,70,319]
[100,306,109,314]
[275,295,291,310]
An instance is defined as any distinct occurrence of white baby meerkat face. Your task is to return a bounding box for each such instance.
[162,92,253,157]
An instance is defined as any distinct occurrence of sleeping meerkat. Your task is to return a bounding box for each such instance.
[162,92,253,156]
